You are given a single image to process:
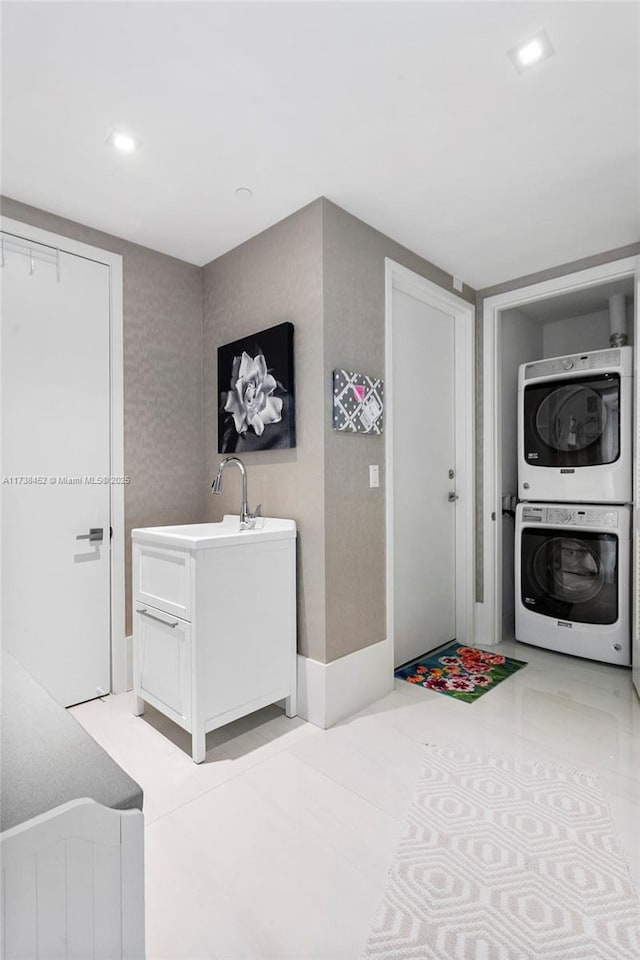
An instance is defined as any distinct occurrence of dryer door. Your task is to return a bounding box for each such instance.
[521,528,619,625]
[523,374,620,468]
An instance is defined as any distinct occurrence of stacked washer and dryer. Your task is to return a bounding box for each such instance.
[514,323,633,666]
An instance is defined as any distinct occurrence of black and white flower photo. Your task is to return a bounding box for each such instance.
[218,322,295,452]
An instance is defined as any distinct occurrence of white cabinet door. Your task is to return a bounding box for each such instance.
[1,242,111,706]
[135,606,191,728]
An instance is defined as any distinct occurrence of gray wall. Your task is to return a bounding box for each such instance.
[321,199,475,662]
[0,196,206,635]
[542,308,632,358]
[202,200,325,661]
[201,197,475,665]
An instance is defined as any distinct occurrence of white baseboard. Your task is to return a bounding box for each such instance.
[474,601,499,646]
[296,638,394,729]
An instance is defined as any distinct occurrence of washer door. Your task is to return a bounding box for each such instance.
[523,373,620,467]
[520,528,618,624]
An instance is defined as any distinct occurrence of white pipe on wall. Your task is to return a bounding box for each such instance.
[609,293,628,347]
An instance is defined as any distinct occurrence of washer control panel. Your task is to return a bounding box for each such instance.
[521,505,619,528]
[524,348,620,381]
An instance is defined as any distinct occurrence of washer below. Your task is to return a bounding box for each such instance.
[515,502,630,666]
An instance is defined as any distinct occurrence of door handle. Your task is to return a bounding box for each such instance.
[136,608,180,628]
[448,492,459,502]
[76,528,104,542]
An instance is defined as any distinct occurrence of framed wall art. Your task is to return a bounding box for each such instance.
[218,322,295,453]
[332,369,384,435]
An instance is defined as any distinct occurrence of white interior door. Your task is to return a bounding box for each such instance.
[633,261,640,699]
[1,240,112,706]
[391,287,457,667]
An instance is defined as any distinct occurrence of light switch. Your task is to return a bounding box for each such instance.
[369,464,379,488]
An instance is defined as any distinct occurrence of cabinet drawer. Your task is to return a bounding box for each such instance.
[134,605,191,730]
[133,542,191,621]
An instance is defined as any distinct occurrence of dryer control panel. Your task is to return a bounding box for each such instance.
[521,505,620,528]
[524,349,621,380]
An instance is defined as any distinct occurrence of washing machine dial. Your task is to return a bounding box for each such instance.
[557,512,572,523]
[562,358,574,370]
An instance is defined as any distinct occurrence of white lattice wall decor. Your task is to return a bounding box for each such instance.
[332,369,384,435]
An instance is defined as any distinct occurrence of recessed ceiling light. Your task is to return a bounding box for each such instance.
[106,129,140,154]
[508,30,554,73]
[235,187,253,200]
[519,39,543,66]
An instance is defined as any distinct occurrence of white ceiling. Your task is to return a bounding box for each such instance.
[1,1,638,289]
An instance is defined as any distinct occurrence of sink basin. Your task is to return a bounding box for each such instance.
[131,514,296,549]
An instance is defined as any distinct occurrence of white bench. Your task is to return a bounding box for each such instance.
[1,654,145,960]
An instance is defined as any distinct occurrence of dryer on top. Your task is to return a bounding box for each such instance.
[518,346,633,504]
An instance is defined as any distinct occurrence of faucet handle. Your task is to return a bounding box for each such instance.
[240,505,262,531]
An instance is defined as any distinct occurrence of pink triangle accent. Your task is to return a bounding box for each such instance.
[353,385,365,401]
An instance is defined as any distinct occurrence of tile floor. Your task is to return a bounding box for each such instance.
[71,639,640,960]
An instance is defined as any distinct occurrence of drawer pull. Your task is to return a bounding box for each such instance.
[136,607,179,628]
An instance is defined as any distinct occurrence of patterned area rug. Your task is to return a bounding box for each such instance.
[395,644,526,703]
[364,747,640,960]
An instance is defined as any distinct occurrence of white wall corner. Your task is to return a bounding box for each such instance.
[296,655,328,728]
[114,635,134,694]
[297,638,394,729]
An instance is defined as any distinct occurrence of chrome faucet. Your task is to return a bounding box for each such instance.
[211,456,261,529]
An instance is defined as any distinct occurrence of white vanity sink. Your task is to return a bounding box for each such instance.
[131,515,297,763]
[132,515,296,549]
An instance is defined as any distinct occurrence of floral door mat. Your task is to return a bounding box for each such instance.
[395,644,526,703]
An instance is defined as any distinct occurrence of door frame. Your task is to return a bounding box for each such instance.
[385,259,475,665]
[481,254,640,647]
[1,216,126,693]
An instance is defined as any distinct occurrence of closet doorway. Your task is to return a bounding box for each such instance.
[1,218,125,705]
[481,255,640,697]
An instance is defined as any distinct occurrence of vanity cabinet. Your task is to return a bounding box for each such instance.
[132,516,297,763]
